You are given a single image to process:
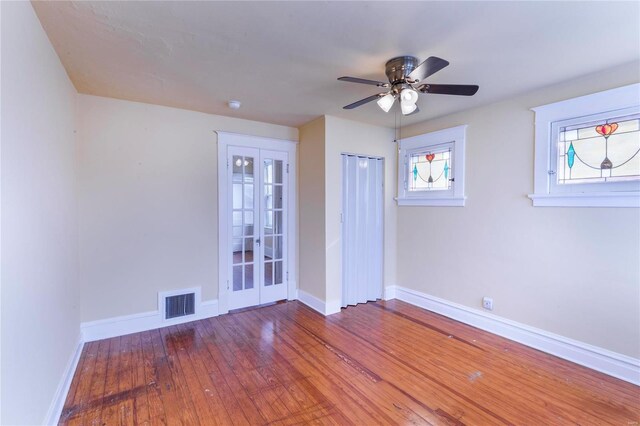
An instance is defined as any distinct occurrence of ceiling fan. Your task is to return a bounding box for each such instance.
[338,56,479,115]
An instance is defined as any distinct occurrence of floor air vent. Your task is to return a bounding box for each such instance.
[164,292,195,319]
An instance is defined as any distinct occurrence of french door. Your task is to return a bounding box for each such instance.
[227,147,288,310]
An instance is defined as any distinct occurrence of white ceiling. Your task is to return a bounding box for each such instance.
[33,1,640,128]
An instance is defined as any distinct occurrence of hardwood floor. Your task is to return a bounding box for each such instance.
[60,300,640,425]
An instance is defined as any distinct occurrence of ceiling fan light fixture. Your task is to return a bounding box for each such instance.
[400,88,418,105]
[401,102,417,115]
[376,93,396,113]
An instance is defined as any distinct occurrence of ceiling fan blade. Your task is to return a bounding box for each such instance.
[418,84,479,96]
[343,93,385,109]
[338,76,389,87]
[408,56,450,82]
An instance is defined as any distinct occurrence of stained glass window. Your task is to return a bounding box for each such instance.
[408,145,452,191]
[530,84,639,207]
[397,125,466,206]
[556,113,640,185]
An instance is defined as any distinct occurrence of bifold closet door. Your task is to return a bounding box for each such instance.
[342,154,383,308]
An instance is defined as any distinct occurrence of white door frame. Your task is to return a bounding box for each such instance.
[216,131,298,314]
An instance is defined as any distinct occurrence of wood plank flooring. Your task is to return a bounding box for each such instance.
[60,300,640,425]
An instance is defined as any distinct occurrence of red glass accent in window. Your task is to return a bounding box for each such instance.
[425,153,435,163]
[595,123,619,137]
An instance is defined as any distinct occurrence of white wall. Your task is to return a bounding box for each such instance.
[398,61,640,358]
[78,94,297,322]
[1,2,80,424]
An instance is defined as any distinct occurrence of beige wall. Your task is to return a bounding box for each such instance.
[298,115,397,306]
[298,117,327,300]
[78,94,297,322]
[324,116,397,306]
[1,10,637,426]
[398,61,640,358]
[1,2,80,424]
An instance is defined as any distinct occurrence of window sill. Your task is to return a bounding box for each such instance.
[396,196,466,207]
[527,192,640,207]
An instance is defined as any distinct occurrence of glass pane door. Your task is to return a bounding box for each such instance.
[227,147,287,309]
[260,150,288,304]
[228,148,260,309]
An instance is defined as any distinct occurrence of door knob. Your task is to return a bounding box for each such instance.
[255,238,261,246]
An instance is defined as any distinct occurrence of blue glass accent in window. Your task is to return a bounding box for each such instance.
[444,161,449,180]
[567,142,575,169]
[413,164,418,181]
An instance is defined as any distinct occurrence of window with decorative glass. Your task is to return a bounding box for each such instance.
[397,125,466,206]
[552,108,640,192]
[408,143,453,192]
[530,83,640,207]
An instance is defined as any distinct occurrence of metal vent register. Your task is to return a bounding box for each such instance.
[164,293,195,319]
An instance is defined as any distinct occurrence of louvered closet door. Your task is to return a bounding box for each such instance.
[342,155,384,307]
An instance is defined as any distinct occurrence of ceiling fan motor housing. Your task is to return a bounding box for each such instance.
[385,56,419,85]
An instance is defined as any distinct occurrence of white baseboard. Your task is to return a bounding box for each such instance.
[384,284,397,301]
[297,289,341,316]
[297,289,327,315]
[325,299,341,315]
[81,299,219,342]
[43,334,84,426]
[390,286,640,385]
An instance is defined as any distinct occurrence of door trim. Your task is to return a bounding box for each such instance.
[216,132,298,314]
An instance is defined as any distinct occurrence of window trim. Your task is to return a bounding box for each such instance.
[529,83,640,208]
[396,125,467,207]
[549,107,640,194]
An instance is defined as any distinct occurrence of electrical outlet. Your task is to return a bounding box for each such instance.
[482,297,493,311]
